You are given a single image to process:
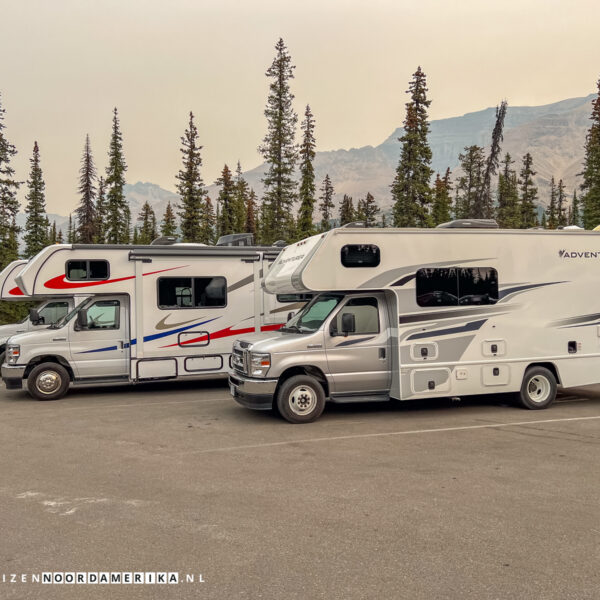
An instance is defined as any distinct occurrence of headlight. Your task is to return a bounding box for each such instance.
[249,352,270,377]
[7,344,20,364]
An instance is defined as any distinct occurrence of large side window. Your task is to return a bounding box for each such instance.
[416,267,498,307]
[341,245,380,268]
[158,277,227,308]
[85,300,120,329]
[331,297,380,335]
[276,293,313,303]
[37,301,69,324]
[66,260,109,281]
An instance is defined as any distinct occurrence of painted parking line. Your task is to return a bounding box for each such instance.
[189,414,600,455]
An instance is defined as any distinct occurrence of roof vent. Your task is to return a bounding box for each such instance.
[436,219,499,229]
[216,233,254,246]
[150,236,178,245]
[341,221,367,228]
[271,240,287,247]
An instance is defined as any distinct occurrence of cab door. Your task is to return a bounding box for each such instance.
[324,293,391,395]
[69,296,130,379]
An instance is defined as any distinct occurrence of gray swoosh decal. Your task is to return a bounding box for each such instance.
[227,275,254,293]
[499,281,566,301]
[335,336,375,347]
[407,319,487,340]
[400,307,514,325]
[156,315,201,330]
[548,313,600,328]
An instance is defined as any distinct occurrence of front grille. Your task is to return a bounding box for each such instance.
[232,345,247,375]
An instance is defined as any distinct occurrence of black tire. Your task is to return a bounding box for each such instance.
[276,374,326,424]
[0,351,5,366]
[518,366,557,410]
[26,362,70,401]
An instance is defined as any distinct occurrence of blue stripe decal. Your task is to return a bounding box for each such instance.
[76,317,220,354]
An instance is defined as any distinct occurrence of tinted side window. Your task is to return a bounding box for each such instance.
[86,300,119,329]
[416,268,498,307]
[276,294,313,303]
[158,277,226,308]
[194,277,227,307]
[66,260,109,281]
[332,297,380,335]
[341,245,381,268]
[38,301,69,324]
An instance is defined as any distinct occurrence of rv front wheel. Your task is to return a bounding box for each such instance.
[27,362,70,401]
[276,375,325,424]
[519,367,557,410]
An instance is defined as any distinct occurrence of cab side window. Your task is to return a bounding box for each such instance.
[331,297,380,335]
[85,300,120,329]
[38,301,69,324]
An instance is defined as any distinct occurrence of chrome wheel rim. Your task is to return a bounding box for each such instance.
[36,370,62,395]
[527,376,551,403]
[289,385,317,416]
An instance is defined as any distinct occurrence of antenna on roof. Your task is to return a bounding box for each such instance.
[341,221,366,228]
[436,219,499,229]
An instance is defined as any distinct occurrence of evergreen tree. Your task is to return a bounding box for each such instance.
[94,176,107,243]
[339,194,355,226]
[259,38,298,243]
[519,152,538,228]
[476,101,507,218]
[57,228,64,243]
[296,104,317,239]
[380,213,388,228]
[161,201,177,237]
[496,154,520,228]
[541,211,547,228]
[199,196,216,244]
[176,111,205,242]
[548,177,558,229]
[246,189,258,235]
[67,214,75,243]
[363,192,380,227]
[233,162,249,233]
[355,198,366,222]
[23,141,49,257]
[75,134,97,243]
[391,66,433,227]
[215,164,236,237]
[137,201,158,244]
[431,168,453,226]
[582,78,600,229]
[557,179,567,227]
[105,108,129,243]
[454,146,485,218]
[132,227,139,245]
[49,221,57,244]
[571,190,581,227]
[318,174,335,232]
[0,92,21,271]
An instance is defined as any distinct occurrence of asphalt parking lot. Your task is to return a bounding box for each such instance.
[1,380,599,600]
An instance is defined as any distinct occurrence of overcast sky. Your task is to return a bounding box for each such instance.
[2,0,599,215]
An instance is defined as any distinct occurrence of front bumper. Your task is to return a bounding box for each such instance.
[2,364,26,389]
[229,373,278,410]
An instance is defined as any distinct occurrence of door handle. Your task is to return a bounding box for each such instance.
[379,347,386,359]
[52,337,67,341]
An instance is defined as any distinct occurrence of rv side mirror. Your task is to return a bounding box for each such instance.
[29,308,43,325]
[287,311,294,321]
[76,309,88,330]
[341,312,356,336]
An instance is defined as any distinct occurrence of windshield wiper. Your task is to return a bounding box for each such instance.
[280,324,301,333]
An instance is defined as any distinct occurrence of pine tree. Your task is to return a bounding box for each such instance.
[582,78,600,229]
[339,194,355,226]
[318,174,335,232]
[548,177,558,229]
[0,92,21,270]
[137,201,158,244]
[363,192,380,227]
[519,152,538,228]
[176,111,205,242]
[161,201,177,237]
[380,213,388,228]
[259,38,298,243]
[391,66,434,227]
[67,214,75,243]
[557,179,567,227]
[199,196,216,244]
[105,108,129,243]
[571,190,581,227]
[541,211,547,228]
[454,146,485,218]
[132,227,139,245]
[233,162,249,233]
[355,198,366,222]
[94,176,107,243]
[215,164,236,237]
[296,104,317,240]
[75,134,97,243]
[23,141,49,257]
[57,228,64,243]
[431,168,453,226]
[496,153,520,228]
[476,101,507,218]
[49,221,57,244]
[245,189,258,235]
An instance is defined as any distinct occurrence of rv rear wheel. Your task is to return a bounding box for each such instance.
[518,366,557,410]
[276,374,325,424]
[0,352,5,366]
[27,362,70,401]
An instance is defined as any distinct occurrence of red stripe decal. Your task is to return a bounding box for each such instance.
[160,323,284,348]
[44,265,188,290]
[8,286,24,296]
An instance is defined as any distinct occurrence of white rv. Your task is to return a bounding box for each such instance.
[0,259,83,363]
[1,242,305,400]
[230,224,600,423]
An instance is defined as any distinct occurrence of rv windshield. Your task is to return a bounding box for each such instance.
[281,294,343,334]
[49,298,93,329]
